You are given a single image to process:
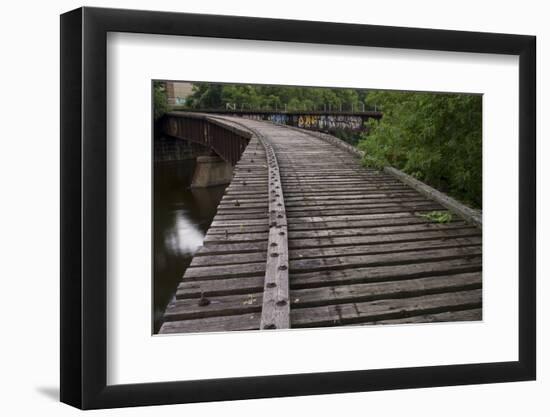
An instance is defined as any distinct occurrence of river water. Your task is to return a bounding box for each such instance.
[153,161,227,333]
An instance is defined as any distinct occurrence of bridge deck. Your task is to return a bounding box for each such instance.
[159,116,482,334]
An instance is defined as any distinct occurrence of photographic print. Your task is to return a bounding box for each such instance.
[153,81,483,335]
[60,8,536,407]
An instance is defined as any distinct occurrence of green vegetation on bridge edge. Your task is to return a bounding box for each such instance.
[359,91,482,208]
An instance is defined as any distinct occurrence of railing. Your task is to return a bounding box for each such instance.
[165,109,382,133]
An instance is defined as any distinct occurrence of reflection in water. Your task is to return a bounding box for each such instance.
[153,161,227,333]
[164,210,204,256]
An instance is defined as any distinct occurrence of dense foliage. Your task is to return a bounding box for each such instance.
[153,81,169,120]
[358,92,482,208]
[185,83,369,112]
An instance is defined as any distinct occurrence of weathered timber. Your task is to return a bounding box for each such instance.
[160,114,483,334]
[197,242,268,255]
[190,251,266,267]
[291,289,482,327]
[290,258,482,289]
[177,276,265,299]
[286,229,481,250]
[290,272,481,308]
[159,313,261,334]
[288,222,475,237]
[370,308,482,325]
[290,236,482,260]
[288,246,482,273]
[229,119,291,331]
[164,292,263,321]
[183,262,266,280]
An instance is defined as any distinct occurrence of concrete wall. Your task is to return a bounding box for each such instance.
[191,155,234,188]
[154,137,210,163]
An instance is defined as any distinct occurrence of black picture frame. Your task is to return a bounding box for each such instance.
[60,6,536,410]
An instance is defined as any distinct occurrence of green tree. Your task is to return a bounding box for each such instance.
[184,83,366,112]
[359,91,482,208]
[153,81,169,120]
[186,83,224,109]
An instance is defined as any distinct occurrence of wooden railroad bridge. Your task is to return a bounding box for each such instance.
[159,112,482,334]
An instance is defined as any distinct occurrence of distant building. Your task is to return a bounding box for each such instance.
[165,81,194,106]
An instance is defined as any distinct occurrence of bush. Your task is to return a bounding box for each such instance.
[153,81,169,120]
[358,91,482,208]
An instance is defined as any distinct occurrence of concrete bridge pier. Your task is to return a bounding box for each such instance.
[191,154,233,188]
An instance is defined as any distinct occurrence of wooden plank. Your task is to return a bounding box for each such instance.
[218,201,267,209]
[198,241,268,255]
[283,204,444,218]
[284,187,414,195]
[284,200,435,212]
[210,218,268,227]
[290,236,482,260]
[221,195,268,203]
[288,221,472,235]
[291,289,482,327]
[213,212,269,221]
[284,192,421,202]
[281,178,403,185]
[207,224,269,234]
[286,216,465,231]
[282,185,412,193]
[287,228,481,249]
[284,196,426,206]
[177,275,265,299]
[183,261,266,280]
[159,313,261,334]
[370,308,482,325]
[204,231,267,243]
[291,257,482,289]
[287,211,419,224]
[261,221,290,330]
[164,292,263,321]
[216,208,268,216]
[289,246,482,273]
[290,272,481,308]
[218,202,268,210]
[249,129,291,330]
[225,187,269,194]
[190,251,266,267]
[287,226,479,240]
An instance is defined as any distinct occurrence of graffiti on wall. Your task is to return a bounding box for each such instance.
[269,114,289,125]
[295,115,363,131]
[240,114,263,121]
[229,112,371,132]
